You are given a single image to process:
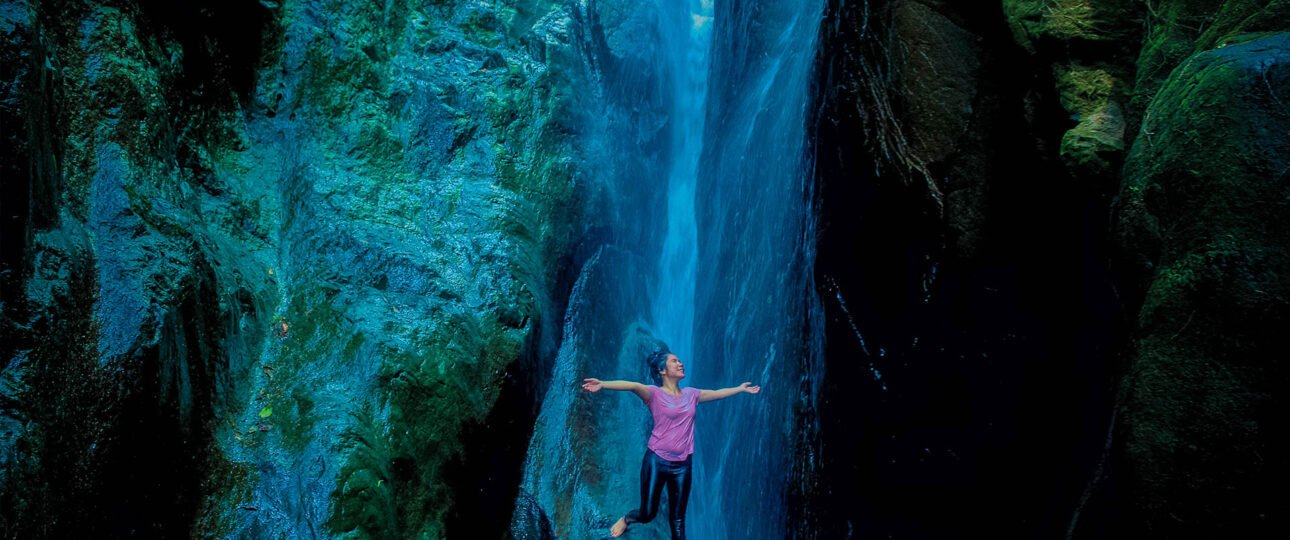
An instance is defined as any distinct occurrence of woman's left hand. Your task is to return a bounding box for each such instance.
[739,382,761,394]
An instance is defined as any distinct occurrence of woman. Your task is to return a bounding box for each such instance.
[581,349,761,539]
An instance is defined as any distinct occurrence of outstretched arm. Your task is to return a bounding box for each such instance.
[582,378,651,403]
[698,382,760,403]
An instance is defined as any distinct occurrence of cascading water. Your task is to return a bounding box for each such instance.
[512,0,823,537]
[684,1,823,537]
[650,0,713,378]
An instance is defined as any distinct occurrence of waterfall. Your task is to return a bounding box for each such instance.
[684,0,823,537]
[650,0,713,373]
[644,0,825,536]
[512,1,823,537]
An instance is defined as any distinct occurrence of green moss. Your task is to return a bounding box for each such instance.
[1002,0,1045,52]
[1133,0,1236,111]
[460,8,504,47]
[1122,247,1272,527]
[1053,62,1132,175]
[1138,251,1206,328]
[477,42,581,304]
[327,309,522,538]
[257,285,365,453]
[1197,0,1290,50]
[1043,0,1100,40]
[327,403,399,538]
[1058,100,1125,174]
[1055,65,1117,115]
[1116,32,1290,534]
[205,1,583,535]
[299,38,382,120]
[297,0,412,120]
[1004,0,1137,51]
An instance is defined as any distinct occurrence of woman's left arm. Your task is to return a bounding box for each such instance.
[698,382,760,403]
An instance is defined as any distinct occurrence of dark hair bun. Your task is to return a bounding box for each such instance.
[646,349,670,384]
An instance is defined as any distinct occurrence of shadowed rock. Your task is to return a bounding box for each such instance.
[1115,31,1290,537]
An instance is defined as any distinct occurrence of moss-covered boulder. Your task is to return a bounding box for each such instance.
[1133,0,1290,117]
[1054,64,1129,177]
[1115,31,1290,537]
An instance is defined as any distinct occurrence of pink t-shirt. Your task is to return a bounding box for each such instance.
[645,385,701,461]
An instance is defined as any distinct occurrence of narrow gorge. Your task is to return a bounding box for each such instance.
[1,0,1286,538]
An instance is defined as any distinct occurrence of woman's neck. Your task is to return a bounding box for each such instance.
[660,379,681,395]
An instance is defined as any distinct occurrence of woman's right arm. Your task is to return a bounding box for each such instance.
[582,378,652,403]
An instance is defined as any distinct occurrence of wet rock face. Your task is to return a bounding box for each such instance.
[2,0,583,537]
[3,1,276,535]
[511,246,665,540]
[1115,32,1290,537]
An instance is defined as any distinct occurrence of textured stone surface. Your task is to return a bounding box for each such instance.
[511,246,667,540]
[1115,31,1290,536]
[889,0,988,255]
[1,0,584,537]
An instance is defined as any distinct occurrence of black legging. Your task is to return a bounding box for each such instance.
[625,449,693,540]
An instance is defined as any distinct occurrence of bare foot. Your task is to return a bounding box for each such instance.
[610,516,628,537]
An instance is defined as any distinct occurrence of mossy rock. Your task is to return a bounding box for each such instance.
[1054,65,1120,116]
[1133,0,1290,115]
[1115,32,1290,537]
[1059,100,1125,176]
[1003,0,1137,53]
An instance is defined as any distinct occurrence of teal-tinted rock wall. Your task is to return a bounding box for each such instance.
[1,0,586,537]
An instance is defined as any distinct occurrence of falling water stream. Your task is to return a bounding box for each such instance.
[645,0,823,537]
[513,1,824,537]
[650,0,713,384]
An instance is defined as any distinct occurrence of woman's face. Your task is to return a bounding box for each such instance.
[661,353,685,380]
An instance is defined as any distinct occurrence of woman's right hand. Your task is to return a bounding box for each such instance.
[582,378,603,392]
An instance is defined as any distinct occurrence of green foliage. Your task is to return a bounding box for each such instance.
[1043,0,1100,40]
